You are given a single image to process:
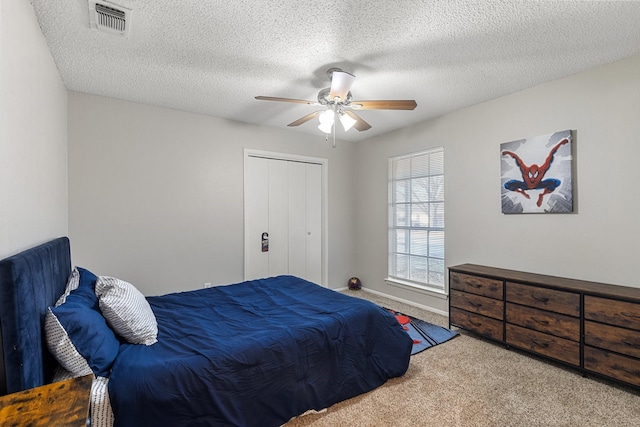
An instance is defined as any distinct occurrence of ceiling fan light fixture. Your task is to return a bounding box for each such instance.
[338,111,357,132]
[318,121,333,134]
[329,70,355,101]
[318,109,335,133]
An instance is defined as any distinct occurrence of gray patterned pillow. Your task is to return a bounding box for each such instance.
[55,267,80,306]
[51,365,77,382]
[95,276,158,345]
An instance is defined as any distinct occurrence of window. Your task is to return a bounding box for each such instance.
[388,147,445,292]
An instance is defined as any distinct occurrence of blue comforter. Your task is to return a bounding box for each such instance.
[108,276,412,427]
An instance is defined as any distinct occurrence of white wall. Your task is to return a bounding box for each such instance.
[355,54,640,313]
[0,0,68,258]
[68,93,356,296]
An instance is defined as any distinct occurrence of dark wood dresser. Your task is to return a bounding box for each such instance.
[449,263,640,389]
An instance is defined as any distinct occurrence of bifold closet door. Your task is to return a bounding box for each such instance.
[244,156,269,280]
[244,156,322,283]
[287,161,322,284]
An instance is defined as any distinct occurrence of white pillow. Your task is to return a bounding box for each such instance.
[55,267,80,306]
[95,276,158,345]
[44,308,93,376]
[51,366,77,383]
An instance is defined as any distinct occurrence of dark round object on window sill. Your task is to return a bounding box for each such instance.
[348,277,361,290]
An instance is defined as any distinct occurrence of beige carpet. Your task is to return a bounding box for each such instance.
[284,289,640,427]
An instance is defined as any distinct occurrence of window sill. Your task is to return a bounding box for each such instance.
[384,278,448,300]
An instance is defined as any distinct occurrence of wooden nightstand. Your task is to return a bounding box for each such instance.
[0,374,92,426]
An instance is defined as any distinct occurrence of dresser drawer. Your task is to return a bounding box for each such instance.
[506,323,580,366]
[584,296,640,330]
[584,346,640,387]
[506,303,579,341]
[506,282,580,316]
[585,320,640,358]
[450,272,503,299]
[450,291,503,320]
[450,307,503,341]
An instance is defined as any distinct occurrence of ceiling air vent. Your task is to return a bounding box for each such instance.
[88,1,132,37]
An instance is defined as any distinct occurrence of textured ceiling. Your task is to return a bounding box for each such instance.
[30,0,640,142]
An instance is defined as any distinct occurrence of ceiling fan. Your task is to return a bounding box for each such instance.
[255,68,416,146]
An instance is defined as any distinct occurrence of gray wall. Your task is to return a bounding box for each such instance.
[0,1,68,259]
[355,54,640,313]
[68,93,356,296]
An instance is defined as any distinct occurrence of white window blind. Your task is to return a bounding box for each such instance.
[388,147,445,291]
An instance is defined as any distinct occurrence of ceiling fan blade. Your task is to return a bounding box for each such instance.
[344,110,372,131]
[329,71,355,101]
[287,111,321,127]
[255,96,318,105]
[350,100,417,110]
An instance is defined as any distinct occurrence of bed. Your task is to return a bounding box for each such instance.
[0,237,412,426]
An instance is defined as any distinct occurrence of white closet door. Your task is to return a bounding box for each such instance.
[288,161,307,278]
[268,159,289,277]
[244,156,269,280]
[244,155,323,284]
[305,163,322,284]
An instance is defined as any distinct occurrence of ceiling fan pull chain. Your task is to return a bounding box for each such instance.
[332,120,337,148]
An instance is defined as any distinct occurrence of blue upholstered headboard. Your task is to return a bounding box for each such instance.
[0,237,71,395]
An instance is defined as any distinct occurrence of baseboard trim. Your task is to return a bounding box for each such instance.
[360,287,449,317]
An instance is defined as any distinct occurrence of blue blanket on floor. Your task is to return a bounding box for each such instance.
[108,276,412,427]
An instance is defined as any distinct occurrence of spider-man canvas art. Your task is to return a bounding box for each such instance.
[500,130,573,214]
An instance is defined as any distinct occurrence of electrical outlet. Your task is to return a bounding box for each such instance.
[204,282,212,288]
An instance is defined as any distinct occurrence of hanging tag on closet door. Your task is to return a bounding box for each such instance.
[261,232,269,252]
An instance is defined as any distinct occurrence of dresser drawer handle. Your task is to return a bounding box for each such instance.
[532,295,550,303]
[470,320,482,327]
[614,364,640,376]
[469,283,482,288]
[469,302,483,308]
[621,312,640,320]
[623,340,640,349]
[531,340,549,348]
[533,318,550,326]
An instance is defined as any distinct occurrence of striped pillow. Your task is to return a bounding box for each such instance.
[95,276,158,345]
